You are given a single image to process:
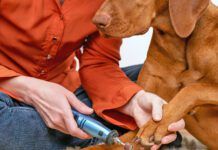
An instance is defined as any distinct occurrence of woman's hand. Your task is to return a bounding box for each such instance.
[0,76,93,139]
[118,90,185,150]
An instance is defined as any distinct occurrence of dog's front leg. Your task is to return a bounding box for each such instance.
[137,83,218,147]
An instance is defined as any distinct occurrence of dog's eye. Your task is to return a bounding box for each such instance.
[159,30,165,35]
[135,1,143,7]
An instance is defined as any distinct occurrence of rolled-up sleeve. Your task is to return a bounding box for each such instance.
[0,65,21,97]
[0,65,21,78]
[79,32,142,130]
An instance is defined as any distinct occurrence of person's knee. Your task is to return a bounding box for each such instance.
[0,92,15,109]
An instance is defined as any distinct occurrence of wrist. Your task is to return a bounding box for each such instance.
[15,76,41,105]
[117,90,145,117]
[0,76,34,105]
[117,94,138,117]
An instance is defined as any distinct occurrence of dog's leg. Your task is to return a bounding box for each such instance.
[137,83,218,147]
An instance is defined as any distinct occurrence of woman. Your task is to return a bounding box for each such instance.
[0,0,184,149]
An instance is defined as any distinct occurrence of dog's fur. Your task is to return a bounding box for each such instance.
[85,0,218,149]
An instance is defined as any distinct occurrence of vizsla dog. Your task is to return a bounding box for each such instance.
[85,0,218,149]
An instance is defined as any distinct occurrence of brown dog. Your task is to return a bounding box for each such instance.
[86,0,218,149]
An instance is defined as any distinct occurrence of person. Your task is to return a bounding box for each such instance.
[0,0,185,150]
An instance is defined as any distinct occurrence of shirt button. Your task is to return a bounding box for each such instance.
[60,14,64,20]
[46,54,52,60]
[40,70,46,75]
[52,37,58,44]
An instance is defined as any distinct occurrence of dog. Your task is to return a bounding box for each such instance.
[86,0,218,149]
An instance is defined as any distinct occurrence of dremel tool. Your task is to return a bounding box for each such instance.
[72,110,125,145]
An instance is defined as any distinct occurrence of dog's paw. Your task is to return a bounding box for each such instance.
[135,120,159,146]
[124,138,150,150]
[152,119,172,144]
[136,118,172,147]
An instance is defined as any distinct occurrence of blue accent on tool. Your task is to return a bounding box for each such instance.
[72,110,122,145]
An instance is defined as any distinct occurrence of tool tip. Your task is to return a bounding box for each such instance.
[114,137,125,146]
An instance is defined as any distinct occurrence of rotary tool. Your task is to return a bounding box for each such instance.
[72,110,125,145]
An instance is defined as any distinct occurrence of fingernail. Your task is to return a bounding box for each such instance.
[151,145,158,150]
[168,124,172,130]
[162,138,168,144]
[79,130,90,139]
[162,137,174,144]
[168,124,175,130]
[154,114,161,121]
[82,134,91,139]
[85,134,92,139]
[87,108,94,114]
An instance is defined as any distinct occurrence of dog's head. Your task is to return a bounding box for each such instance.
[93,0,210,38]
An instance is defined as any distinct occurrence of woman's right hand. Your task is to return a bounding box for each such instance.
[0,76,93,139]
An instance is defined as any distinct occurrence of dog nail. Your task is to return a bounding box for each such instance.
[132,137,138,142]
[154,140,161,145]
[188,110,196,116]
[149,135,155,142]
[135,138,141,144]
[124,143,133,150]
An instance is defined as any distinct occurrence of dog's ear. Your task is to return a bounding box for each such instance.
[169,0,209,38]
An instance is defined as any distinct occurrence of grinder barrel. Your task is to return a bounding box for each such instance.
[72,110,119,144]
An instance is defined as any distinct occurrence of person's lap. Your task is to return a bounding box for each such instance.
[0,64,142,150]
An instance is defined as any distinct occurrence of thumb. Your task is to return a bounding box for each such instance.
[67,93,93,115]
[151,99,164,121]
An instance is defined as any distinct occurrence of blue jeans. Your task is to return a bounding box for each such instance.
[0,65,142,150]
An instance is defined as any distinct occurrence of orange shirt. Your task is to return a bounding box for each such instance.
[0,0,142,130]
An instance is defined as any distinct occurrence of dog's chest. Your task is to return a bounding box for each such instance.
[186,22,218,83]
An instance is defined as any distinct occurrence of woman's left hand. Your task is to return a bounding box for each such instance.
[118,90,185,150]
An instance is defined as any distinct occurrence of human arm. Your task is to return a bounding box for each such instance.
[0,75,93,139]
[118,90,185,149]
[79,32,142,130]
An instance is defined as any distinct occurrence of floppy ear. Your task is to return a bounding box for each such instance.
[169,0,209,38]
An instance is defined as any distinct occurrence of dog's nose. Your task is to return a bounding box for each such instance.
[93,14,111,28]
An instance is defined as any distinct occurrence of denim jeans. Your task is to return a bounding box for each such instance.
[0,65,142,150]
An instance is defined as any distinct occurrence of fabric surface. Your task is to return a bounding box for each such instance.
[0,65,142,150]
[0,0,142,129]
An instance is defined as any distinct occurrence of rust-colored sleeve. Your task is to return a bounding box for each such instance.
[0,65,21,97]
[0,65,21,78]
[79,32,142,130]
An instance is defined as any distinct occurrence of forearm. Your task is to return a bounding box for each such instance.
[0,75,93,138]
[0,76,37,105]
